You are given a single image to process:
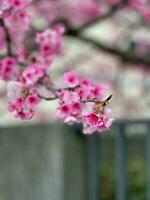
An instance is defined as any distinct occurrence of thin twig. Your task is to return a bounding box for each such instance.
[78,4,125,31]
[38,94,58,101]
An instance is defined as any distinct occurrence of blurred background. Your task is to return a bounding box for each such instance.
[0,0,150,199]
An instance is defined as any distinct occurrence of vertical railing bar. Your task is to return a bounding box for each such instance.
[147,123,150,200]
[116,123,127,200]
[87,134,100,200]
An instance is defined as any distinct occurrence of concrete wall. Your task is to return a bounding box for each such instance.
[0,124,87,200]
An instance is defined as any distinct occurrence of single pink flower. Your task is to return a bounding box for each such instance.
[26,95,41,108]
[9,0,27,10]
[56,104,71,119]
[85,112,100,126]
[0,57,17,80]
[64,71,79,87]
[59,90,80,103]
[97,118,114,131]
[71,102,81,115]
[64,116,78,125]
[22,64,45,87]
[15,110,34,120]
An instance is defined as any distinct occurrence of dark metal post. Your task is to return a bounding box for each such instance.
[147,123,150,200]
[116,123,127,200]
[87,134,100,200]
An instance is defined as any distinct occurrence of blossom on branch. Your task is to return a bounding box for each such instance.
[0,0,114,134]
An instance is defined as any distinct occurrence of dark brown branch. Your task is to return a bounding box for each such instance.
[0,17,13,56]
[53,1,149,66]
[81,94,113,104]
[38,93,112,105]
[0,17,26,67]
[38,94,58,101]
[73,35,150,65]
[55,85,80,92]
[52,1,126,32]
[78,4,125,31]
[64,22,150,66]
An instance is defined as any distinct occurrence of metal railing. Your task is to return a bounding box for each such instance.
[86,119,150,200]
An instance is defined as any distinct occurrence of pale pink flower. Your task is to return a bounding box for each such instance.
[8,97,24,112]
[80,77,92,86]
[36,27,64,65]
[64,71,79,87]
[97,118,114,132]
[0,57,17,80]
[26,95,41,108]
[71,102,81,115]
[83,111,114,134]
[9,0,28,10]
[59,90,80,103]
[15,110,34,120]
[7,86,41,120]
[64,116,78,125]
[21,64,45,87]
[91,84,107,99]
[56,104,71,119]
[54,24,65,35]
[85,112,100,127]
[83,122,97,134]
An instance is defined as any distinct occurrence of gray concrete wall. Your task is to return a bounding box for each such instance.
[0,124,87,200]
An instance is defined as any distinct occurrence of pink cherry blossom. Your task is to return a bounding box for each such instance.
[7,86,41,120]
[15,110,34,120]
[64,116,78,125]
[9,0,28,10]
[8,97,24,112]
[26,95,41,108]
[58,90,80,104]
[85,112,101,126]
[83,121,97,134]
[71,102,81,115]
[0,0,115,133]
[83,111,113,134]
[56,104,71,119]
[97,118,114,132]
[91,84,107,99]
[21,64,45,87]
[0,57,17,80]
[36,27,64,66]
[63,71,79,87]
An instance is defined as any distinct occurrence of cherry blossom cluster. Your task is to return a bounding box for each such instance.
[0,0,31,53]
[56,71,113,134]
[0,56,17,80]
[7,81,40,120]
[0,0,113,134]
[35,25,64,66]
[6,68,113,134]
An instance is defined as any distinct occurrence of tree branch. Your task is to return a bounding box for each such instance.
[38,94,58,101]
[0,17,13,56]
[52,0,149,66]
[64,23,150,66]
[78,4,125,31]
[72,35,150,65]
